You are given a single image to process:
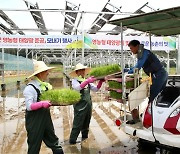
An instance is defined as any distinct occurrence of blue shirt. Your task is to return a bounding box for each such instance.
[128,49,149,74]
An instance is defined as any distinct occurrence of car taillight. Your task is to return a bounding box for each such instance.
[143,103,152,129]
[164,107,180,134]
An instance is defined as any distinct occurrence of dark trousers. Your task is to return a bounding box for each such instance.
[150,68,168,102]
[70,102,92,142]
[25,108,63,154]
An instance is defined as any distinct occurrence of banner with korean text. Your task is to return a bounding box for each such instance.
[85,34,176,51]
[0,34,176,51]
[0,35,82,49]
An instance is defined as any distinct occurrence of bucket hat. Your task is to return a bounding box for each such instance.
[69,63,91,77]
[27,60,55,79]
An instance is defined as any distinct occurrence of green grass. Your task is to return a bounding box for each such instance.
[48,64,63,78]
[109,90,122,99]
[169,67,177,75]
[126,80,134,88]
[108,80,134,89]
[108,80,122,89]
[50,64,63,72]
[0,75,27,85]
[40,88,81,105]
[89,64,121,77]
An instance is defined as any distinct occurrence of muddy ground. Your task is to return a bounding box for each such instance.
[0,96,139,154]
[0,76,174,154]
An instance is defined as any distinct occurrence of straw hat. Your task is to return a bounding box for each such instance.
[27,60,55,79]
[69,63,91,77]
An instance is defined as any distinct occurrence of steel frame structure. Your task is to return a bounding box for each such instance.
[0,10,24,35]
[24,0,48,35]
[0,1,177,76]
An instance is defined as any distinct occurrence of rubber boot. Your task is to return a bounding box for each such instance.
[126,109,140,124]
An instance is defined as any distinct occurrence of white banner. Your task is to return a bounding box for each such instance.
[0,35,82,49]
[0,34,176,51]
[85,34,176,51]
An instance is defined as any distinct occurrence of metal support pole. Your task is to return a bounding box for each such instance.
[2,48,5,84]
[17,49,20,79]
[100,52,103,65]
[16,80,21,90]
[149,32,152,52]
[166,50,170,74]
[70,50,73,68]
[74,49,77,65]
[120,22,126,123]
[81,12,85,64]
[1,49,6,97]
[25,48,28,71]
[35,52,38,60]
[177,35,180,74]
[90,57,92,67]
[31,50,34,60]
[61,13,81,34]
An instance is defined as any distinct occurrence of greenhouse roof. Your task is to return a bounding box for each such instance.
[109,6,180,36]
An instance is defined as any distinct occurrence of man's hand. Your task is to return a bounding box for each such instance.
[123,68,130,73]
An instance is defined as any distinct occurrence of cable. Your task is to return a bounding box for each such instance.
[151,100,158,143]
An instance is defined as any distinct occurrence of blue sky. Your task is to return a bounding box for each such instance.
[0,0,179,35]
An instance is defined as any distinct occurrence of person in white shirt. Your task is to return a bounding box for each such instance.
[69,63,105,144]
[23,61,64,154]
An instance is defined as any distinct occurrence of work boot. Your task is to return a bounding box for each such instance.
[81,133,88,141]
[126,109,140,124]
[69,140,76,145]
[132,109,139,120]
[69,140,81,145]
[53,149,64,154]
[126,119,140,124]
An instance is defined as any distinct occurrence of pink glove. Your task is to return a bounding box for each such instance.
[42,101,51,108]
[97,79,105,89]
[80,77,96,88]
[30,101,51,110]
[87,76,96,83]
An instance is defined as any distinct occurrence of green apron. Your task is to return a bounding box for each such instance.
[69,84,92,143]
[25,84,63,154]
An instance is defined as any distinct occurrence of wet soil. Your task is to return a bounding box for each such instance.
[0,95,139,154]
[0,76,176,154]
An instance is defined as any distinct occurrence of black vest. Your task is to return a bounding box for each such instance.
[143,51,163,76]
[28,84,41,102]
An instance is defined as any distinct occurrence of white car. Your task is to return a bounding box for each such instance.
[119,75,180,150]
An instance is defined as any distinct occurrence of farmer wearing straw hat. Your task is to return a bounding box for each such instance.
[23,61,64,154]
[69,63,105,144]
